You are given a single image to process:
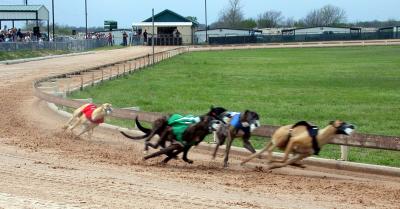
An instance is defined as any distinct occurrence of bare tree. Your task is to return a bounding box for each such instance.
[257,10,284,28]
[319,5,346,26]
[216,0,244,28]
[302,5,346,27]
[283,17,296,28]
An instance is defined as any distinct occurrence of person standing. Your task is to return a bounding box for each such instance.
[107,32,113,46]
[143,29,148,45]
[122,31,128,46]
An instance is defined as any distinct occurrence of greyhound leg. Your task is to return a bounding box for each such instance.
[77,125,90,137]
[223,131,233,168]
[273,140,295,163]
[242,135,256,154]
[143,144,181,161]
[162,146,184,164]
[268,154,309,170]
[88,127,94,139]
[212,136,225,159]
[240,142,272,165]
[63,116,76,130]
[181,145,193,164]
[212,144,220,159]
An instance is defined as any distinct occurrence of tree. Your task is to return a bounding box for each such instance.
[302,5,346,27]
[257,10,283,28]
[283,17,296,27]
[240,18,257,29]
[216,0,244,28]
[186,16,198,23]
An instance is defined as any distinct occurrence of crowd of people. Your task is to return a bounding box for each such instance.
[0,27,39,42]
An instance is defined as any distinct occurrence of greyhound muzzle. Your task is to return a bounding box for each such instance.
[337,123,355,135]
[210,120,224,132]
[105,107,113,115]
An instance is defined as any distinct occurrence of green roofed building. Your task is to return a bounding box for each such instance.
[133,9,198,45]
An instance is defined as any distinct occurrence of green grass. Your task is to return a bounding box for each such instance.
[0,49,69,61]
[69,45,400,167]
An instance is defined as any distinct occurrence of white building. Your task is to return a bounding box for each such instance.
[195,28,261,43]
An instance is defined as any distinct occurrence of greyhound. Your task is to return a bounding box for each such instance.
[240,120,355,170]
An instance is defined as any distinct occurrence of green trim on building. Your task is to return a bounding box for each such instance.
[142,9,198,26]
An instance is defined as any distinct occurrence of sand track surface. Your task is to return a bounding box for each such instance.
[0,46,399,209]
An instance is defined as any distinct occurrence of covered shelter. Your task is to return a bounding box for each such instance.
[133,9,198,45]
[0,5,50,39]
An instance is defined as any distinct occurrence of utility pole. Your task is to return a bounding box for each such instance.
[85,0,88,39]
[205,0,208,43]
[152,8,155,65]
[52,0,55,40]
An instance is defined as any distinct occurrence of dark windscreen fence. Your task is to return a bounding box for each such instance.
[209,36,257,45]
[205,31,399,45]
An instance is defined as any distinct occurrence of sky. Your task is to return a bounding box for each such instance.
[1,0,399,28]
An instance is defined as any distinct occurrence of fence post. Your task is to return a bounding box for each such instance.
[109,68,112,80]
[92,71,95,86]
[124,63,126,76]
[101,68,104,82]
[147,54,150,66]
[340,145,349,161]
[117,65,120,77]
[80,76,83,91]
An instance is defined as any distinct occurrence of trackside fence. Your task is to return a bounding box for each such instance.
[33,45,400,154]
[0,39,108,52]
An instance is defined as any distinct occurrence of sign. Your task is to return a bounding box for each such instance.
[104,20,118,31]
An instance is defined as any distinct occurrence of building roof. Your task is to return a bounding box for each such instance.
[0,5,45,11]
[282,26,361,32]
[196,28,261,32]
[0,5,49,20]
[136,9,198,26]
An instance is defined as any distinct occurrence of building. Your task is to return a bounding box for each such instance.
[378,26,400,39]
[195,28,262,44]
[282,26,361,36]
[132,9,198,45]
[0,5,49,38]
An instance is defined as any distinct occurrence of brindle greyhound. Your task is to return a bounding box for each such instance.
[120,106,227,154]
[240,120,355,170]
[212,110,260,168]
[142,115,222,164]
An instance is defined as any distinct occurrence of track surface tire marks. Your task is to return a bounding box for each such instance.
[0,46,399,208]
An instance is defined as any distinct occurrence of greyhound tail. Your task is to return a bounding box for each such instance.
[119,117,151,140]
[135,117,151,135]
[240,142,270,165]
[120,131,148,140]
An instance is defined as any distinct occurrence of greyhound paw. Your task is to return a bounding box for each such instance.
[223,163,229,168]
[291,163,306,168]
[184,159,193,164]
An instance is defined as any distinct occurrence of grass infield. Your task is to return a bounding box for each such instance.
[70,45,400,167]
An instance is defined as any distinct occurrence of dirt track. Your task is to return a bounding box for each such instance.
[0,46,399,209]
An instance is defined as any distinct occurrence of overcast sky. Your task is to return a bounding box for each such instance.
[2,0,400,28]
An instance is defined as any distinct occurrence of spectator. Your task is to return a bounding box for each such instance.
[107,32,113,46]
[122,31,128,46]
[16,28,23,42]
[143,29,148,45]
[24,32,31,42]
